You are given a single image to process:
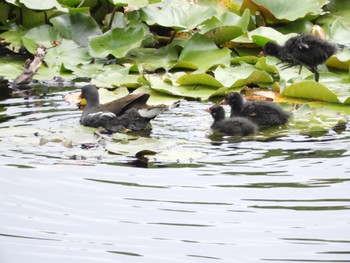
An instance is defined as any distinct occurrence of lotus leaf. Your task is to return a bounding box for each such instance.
[282,81,350,104]
[140,0,217,31]
[50,12,102,47]
[176,34,231,71]
[22,25,62,54]
[241,0,327,23]
[88,26,145,58]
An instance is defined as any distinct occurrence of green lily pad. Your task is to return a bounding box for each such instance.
[88,26,145,58]
[44,39,92,69]
[125,45,178,71]
[0,57,25,80]
[18,0,65,10]
[327,48,350,70]
[91,65,141,88]
[140,0,217,31]
[249,26,297,46]
[282,81,350,104]
[0,27,27,52]
[176,73,223,88]
[22,25,63,54]
[242,0,327,23]
[148,75,218,100]
[200,9,250,44]
[175,34,231,71]
[214,64,273,88]
[50,12,102,47]
[287,104,348,133]
[109,0,162,9]
[107,137,175,156]
[133,85,183,105]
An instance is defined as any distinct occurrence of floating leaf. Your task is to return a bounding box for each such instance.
[109,0,162,10]
[107,137,175,156]
[44,39,92,69]
[50,12,102,47]
[288,104,348,133]
[327,48,350,70]
[175,34,231,71]
[249,26,297,46]
[241,0,327,23]
[88,26,145,58]
[22,25,62,54]
[214,65,273,88]
[0,57,25,80]
[125,45,178,71]
[200,9,251,44]
[140,0,217,31]
[282,81,350,104]
[18,0,65,10]
[91,65,141,88]
[148,75,218,100]
[176,73,223,88]
[146,149,206,163]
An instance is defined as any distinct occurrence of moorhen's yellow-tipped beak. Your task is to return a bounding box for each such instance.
[259,50,265,57]
[78,93,87,107]
[220,98,228,105]
[205,108,211,113]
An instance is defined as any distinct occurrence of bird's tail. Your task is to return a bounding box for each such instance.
[137,108,165,119]
[337,43,350,50]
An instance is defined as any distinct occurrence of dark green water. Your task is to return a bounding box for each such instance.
[0,90,350,263]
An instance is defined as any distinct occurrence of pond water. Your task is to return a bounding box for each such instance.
[1,89,350,263]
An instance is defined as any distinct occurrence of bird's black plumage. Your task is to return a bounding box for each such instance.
[79,85,167,132]
[207,105,258,136]
[221,92,290,127]
[262,34,337,82]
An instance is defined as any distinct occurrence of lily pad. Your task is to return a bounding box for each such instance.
[176,73,223,88]
[50,12,102,47]
[282,81,350,104]
[43,39,92,70]
[109,0,162,10]
[327,48,350,70]
[125,45,178,71]
[88,26,145,58]
[91,65,141,88]
[287,104,348,133]
[22,25,63,54]
[0,57,25,80]
[200,9,251,44]
[140,0,217,31]
[248,26,297,46]
[18,0,65,10]
[241,0,327,23]
[107,137,175,156]
[214,64,273,88]
[175,34,231,71]
[148,75,219,100]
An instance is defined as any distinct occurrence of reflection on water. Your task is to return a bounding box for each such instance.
[0,90,350,263]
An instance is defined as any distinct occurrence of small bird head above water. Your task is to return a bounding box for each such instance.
[260,41,282,57]
[221,92,244,109]
[205,105,225,121]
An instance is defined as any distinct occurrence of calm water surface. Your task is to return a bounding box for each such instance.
[0,90,350,263]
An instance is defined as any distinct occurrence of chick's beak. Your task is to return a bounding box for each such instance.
[205,108,211,113]
[259,50,265,57]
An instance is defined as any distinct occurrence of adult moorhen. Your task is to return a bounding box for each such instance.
[80,85,168,132]
[206,105,258,136]
[261,34,337,82]
[221,92,290,127]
